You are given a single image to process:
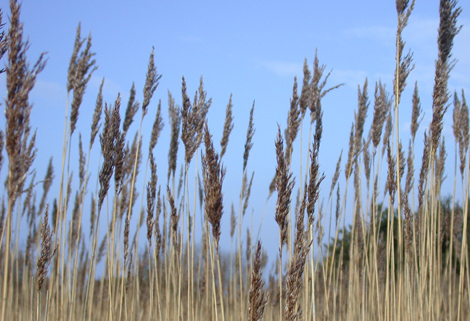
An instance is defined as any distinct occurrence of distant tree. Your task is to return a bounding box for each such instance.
[323,197,470,274]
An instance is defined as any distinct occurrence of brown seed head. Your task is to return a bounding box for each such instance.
[248,241,268,321]
[167,91,181,181]
[142,47,161,114]
[123,82,140,134]
[410,81,422,143]
[146,152,158,247]
[202,124,225,251]
[90,78,104,149]
[149,99,164,154]
[5,0,46,204]
[220,94,234,159]
[243,102,256,172]
[274,126,294,249]
[70,32,97,135]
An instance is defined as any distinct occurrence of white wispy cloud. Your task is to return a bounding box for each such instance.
[344,25,395,45]
[90,75,123,99]
[258,60,303,77]
[328,68,370,89]
[32,79,66,109]
[343,14,469,90]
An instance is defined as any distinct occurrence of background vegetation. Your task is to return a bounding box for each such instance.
[0,0,469,320]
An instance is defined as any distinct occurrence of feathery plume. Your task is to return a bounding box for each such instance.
[410,81,422,143]
[220,94,234,159]
[67,23,83,93]
[89,195,96,237]
[142,47,161,115]
[248,241,268,321]
[243,102,256,172]
[385,142,397,204]
[363,138,371,184]
[70,30,97,135]
[202,124,225,251]
[393,0,415,107]
[345,123,355,180]
[123,82,140,134]
[336,184,341,224]
[458,91,469,177]
[285,77,300,166]
[167,91,180,181]
[299,58,311,118]
[98,94,121,211]
[306,140,325,227]
[274,126,294,249]
[435,138,447,189]
[149,99,164,154]
[416,132,430,232]
[5,0,46,204]
[405,140,414,195]
[38,157,54,215]
[113,110,125,194]
[230,203,236,239]
[155,187,162,256]
[382,109,393,157]
[167,186,179,249]
[0,9,7,74]
[78,134,86,187]
[37,205,55,291]
[370,81,391,149]
[146,152,158,247]
[354,79,369,159]
[181,76,211,164]
[309,50,344,124]
[90,78,104,150]
[243,172,255,217]
[285,191,311,321]
[329,150,342,198]
[403,191,413,261]
[429,0,462,155]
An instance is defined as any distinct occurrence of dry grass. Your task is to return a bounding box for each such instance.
[1,0,470,320]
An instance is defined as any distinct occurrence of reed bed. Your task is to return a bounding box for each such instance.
[1,0,469,320]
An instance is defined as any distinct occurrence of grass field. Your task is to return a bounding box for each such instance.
[1,0,469,320]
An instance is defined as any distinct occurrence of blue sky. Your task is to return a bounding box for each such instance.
[1,0,469,264]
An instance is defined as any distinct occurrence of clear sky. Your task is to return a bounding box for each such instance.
[1,0,469,264]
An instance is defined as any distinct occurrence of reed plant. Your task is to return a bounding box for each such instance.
[1,0,469,320]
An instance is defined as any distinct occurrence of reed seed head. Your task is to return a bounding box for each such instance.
[181,76,211,164]
[354,79,369,159]
[37,205,55,292]
[202,124,225,251]
[430,0,461,156]
[70,31,97,135]
[285,76,300,167]
[90,78,104,149]
[410,81,422,143]
[243,102,256,172]
[248,241,268,321]
[146,151,157,247]
[370,81,390,149]
[5,0,45,204]
[299,58,311,118]
[220,94,234,159]
[98,94,121,211]
[274,126,294,249]
[142,47,161,115]
[167,185,179,250]
[123,82,139,134]
[167,91,180,181]
[149,99,164,154]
